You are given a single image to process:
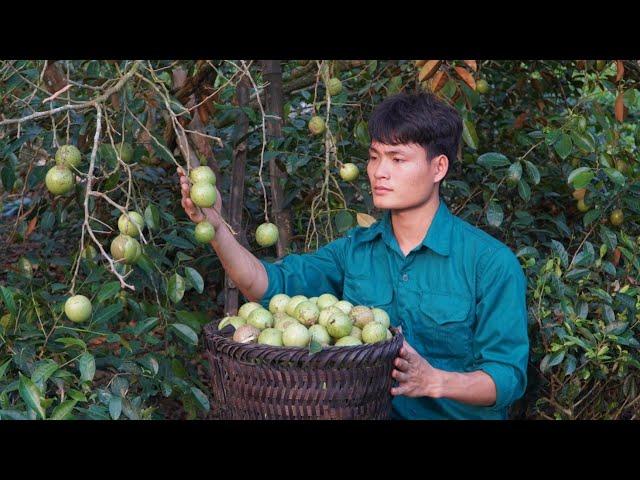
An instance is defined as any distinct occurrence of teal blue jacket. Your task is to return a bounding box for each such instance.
[259,199,529,419]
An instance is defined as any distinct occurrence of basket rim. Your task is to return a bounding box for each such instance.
[204,320,403,356]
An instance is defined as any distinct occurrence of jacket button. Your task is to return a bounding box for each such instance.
[402,274,409,282]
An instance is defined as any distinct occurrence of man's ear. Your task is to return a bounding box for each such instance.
[433,154,449,183]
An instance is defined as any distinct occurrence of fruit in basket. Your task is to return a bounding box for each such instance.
[238,302,262,319]
[316,293,339,310]
[327,311,353,339]
[269,294,291,314]
[350,305,374,328]
[362,322,387,344]
[372,308,390,328]
[233,324,260,344]
[258,328,284,346]
[335,336,363,346]
[308,297,318,304]
[219,316,245,331]
[274,315,299,331]
[350,325,362,341]
[309,324,331,346]
[247,308,274,330]
[318,306,341,327]
[285,295,308,317]
[334,300,353,315]
[295,301,320,326]
[386,329,392,340]
[282,322,311,347]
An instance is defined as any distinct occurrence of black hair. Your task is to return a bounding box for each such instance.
[368,92,463,171]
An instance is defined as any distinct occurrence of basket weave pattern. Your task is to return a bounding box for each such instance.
[204,321,403,420]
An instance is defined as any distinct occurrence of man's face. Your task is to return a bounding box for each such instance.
[366,141,447,211]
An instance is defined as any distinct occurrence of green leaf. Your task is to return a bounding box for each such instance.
[462,118,479,150]
[55,337,87,350]
[67,390,87,402]
[1,165,16,191]
[171,323,198,346]
[551,240,569,268]
[354,121,370,147]
[18,373,45,420]
[571,131,596,154]
[605,321,628,335]
[553,133,573,159]
[175,311,204,333]
[477,152,510,168]
[78,352,96,383]
[486,202,504,227]
[604,168,625,186]
[162,234,195,250]
[184,267,204,294]
[168,274,186,303]
[93,303,123,325]
[517,179,531,202]
[0,359,11,381]
[584,208,602,227]
[133,317,159,337]
[97,281,121,303]
[31,361,59,385]
[334,210,354,233]
[567,167,594,189]
[523,160,541,185]
[0,286,17,317]
[109,396,122,420]
[51,400,77,420]
[144,204,160,230]
[191,387,210,412]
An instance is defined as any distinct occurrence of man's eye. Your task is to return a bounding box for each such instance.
[394,158,404,163]
[368,157,378,162]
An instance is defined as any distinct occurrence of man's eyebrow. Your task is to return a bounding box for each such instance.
[368,147,408,155]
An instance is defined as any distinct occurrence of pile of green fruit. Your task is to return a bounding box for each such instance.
[219,293,393,348]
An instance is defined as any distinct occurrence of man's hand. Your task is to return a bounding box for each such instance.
[178,167,223,229]
[391,340,444,398]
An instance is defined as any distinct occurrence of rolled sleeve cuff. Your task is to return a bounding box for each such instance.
[258,259,281,309]
[479,362,516,411]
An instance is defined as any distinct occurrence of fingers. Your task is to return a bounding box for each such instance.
[390,384,409,396]
[392,368,408,383]
[394,357,410,372]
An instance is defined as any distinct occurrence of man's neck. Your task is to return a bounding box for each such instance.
[390,194,440,256]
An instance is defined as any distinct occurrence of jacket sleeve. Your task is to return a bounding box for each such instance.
[258,236,349,309]
[473,247,530,411]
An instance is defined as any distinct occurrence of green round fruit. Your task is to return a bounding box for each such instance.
[232,324,260,344]
[339,163,359,182]
[316,293,339,310]
[190,182,217,208]
[81,245,97,260]
[247,308,274,330]
[194,221,215,244]
[610,209,624,226]
[118,211,145,237]
[295,301,320,326]
[116,143,134,164]
[269,294,291,314]
[258,328,283,346]
[318,306,340,327]
[189,166,216,185]
[17,257,33,278]
[308,116,326,135]
[238,302,263,320]
[335,336,362,346]
[371,308,391,329]
[309,324,331,346]
[282,323,310,347]
[327,77,343,96]
[476,79,490,94]
[0,313,13,330]
[55,145,82,168]
[64,295,92,323]
[45,165,74,195]
[362,322,387,344]
[285,295,308,317]
[350,325,362,341]
[308,297,318,304]
[110,234,141,264]
[327,312,353,339]
[577,199,589,212]
[350,306,374,329]
[255,222,279,247]
[334,300,353,315]
[386,329,393,340]
[218,316,245,331]
[274,315,299,331]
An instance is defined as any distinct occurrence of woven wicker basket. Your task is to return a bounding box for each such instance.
[204,320,403,420]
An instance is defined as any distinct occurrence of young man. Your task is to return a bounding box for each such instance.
[178,92,529,420]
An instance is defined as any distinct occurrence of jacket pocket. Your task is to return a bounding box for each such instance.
[414,291,472,361]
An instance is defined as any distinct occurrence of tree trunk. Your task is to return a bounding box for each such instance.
[223,75,251,315]
[260,60,291,258]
